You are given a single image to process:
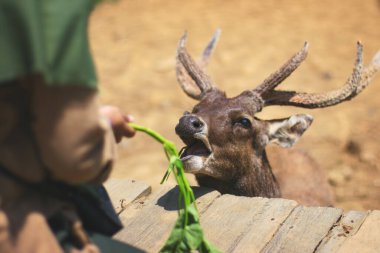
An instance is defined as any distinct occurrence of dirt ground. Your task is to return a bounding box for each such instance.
[89,0,380,211]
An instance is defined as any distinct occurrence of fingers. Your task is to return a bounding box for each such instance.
[99,105,136,142]
[122,114,136,138]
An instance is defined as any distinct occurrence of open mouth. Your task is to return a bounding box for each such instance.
[180,133,212,160]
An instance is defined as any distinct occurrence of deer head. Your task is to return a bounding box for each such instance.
[175,30,380,198]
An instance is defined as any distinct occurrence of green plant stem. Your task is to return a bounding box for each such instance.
[128,123,219,252]
[129,123,168,144]
[129,123,193,219]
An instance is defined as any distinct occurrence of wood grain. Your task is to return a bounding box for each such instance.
[336,210,380,253]
[200,195,270,252]
[262,205,343,253]
[315,210,368,253]
[104,178,151,214]
[232,198,298,253]
[106,182,380,253]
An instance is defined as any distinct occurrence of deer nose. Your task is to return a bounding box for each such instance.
[175,115,204,137]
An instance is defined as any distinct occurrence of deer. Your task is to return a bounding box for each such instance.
[174,30,380,206]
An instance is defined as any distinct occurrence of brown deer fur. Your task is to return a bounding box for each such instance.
[175,31,380,206]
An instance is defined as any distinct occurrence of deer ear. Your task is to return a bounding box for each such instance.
[266,114,313,148]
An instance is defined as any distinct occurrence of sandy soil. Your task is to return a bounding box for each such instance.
[89,0,380,210]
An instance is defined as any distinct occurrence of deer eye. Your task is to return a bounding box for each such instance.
[236,117,252,128]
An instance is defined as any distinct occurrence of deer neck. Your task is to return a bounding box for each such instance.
[195,150,281,198]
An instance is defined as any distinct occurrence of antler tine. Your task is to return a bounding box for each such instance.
[176,39,202,100]
[199,29,221,69]
[356,49,380,94]
[254,42,309,95]
[262,42,380,108]
[176,32,216,100]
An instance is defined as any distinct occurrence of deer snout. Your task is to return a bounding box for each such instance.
[175,115,205,143]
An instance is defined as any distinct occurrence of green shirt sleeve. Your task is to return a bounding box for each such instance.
[0,0,98,88]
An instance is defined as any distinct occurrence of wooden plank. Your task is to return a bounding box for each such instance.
[117,185,172,227]
[232,198,298,253]
[119,186,220,227]
[315,210,368,253]
[194,186,222,215]
[104,178,151,214]
[262,206,343,253]
[335,210,380,253]
[114,186,220,252]
[200,195,270,252]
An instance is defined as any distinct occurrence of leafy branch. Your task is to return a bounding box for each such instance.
[129,123,220,253]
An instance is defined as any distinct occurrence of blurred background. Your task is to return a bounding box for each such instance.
[90,0,380,210]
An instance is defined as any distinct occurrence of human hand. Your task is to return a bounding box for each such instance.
[99,105,136,143]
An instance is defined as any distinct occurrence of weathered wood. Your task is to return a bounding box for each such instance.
[200,195,271,252]
[232,198,298,253]
[262,205,343,253]
[315,210,368,253]
[117,185,173,228]
[106,182,380,253]
[336,210,380,253]
[115,186,220,252]
[104,178,151,214]
[195,187,222,215]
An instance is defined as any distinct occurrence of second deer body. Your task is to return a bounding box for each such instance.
[175,30,380,206]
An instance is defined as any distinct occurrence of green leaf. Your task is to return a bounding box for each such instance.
[184,223,203,249]
[160,209,203,253]
[199,240,223,253]
[160,156,177,184]
[160,212,188,253]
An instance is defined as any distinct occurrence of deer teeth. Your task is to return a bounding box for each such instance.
[194,133,212,153]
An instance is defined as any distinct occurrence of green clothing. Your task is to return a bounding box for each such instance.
[0,0,97,88]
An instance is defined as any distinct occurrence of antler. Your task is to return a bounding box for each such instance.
[256,42,380,108]
[254,42,309,94]
[177,31,380,108]
[176,30,221,100]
